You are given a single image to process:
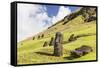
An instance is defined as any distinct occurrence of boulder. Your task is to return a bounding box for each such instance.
[75,45,93,55]
[71,45,93,58]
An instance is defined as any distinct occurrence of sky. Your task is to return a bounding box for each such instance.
[17,3,80,42]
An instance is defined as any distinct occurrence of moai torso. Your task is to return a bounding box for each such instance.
[54,32,63,56]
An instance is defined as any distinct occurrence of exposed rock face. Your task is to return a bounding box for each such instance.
[53,32,63,57]
[80,7,96,22]
[71,50,83,58]
[80,7,96,15]
[63,7,96,25]
[63,12,80,25]
[71,45,93,58]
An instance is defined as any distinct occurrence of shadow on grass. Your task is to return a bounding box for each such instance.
[35,52,53,56]
[64,56,80,60]
[62,33,95,45]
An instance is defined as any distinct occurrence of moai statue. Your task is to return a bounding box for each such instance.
[33,37,35,40]
[68,34,76,42]
[43,41,48,47]
[41,34,44,38]
[38,35,40,39]
[49,37,54,46]
[53,32,63,57]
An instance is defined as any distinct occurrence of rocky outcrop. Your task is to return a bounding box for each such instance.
[63,7,96,25]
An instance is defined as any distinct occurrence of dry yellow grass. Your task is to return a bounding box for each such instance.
[17,14,97,65]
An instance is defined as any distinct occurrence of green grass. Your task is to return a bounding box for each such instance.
[17,15,97,65]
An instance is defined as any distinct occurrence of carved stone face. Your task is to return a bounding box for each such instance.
[55,32,63,43]
[53,32,63,56]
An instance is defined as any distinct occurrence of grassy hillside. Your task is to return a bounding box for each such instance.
[17,8,97,65]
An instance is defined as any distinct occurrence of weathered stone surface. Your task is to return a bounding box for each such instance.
[75,45,93,55]
[71,50,83,58]
[53,32,63,56]
[81,7,96,22]
[63,12,80,25]
[71,45,92,58]
[86,16,96,22]
[63,7,96,25]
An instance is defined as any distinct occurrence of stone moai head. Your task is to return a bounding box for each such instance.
[33,37,35,40]
[38,35,40,39]
[43,41,48,47]
[49,37,54,46]
[68,34,76,42]
[41,34,44,38]
[55,32,63,43]
[53,32,63,57]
